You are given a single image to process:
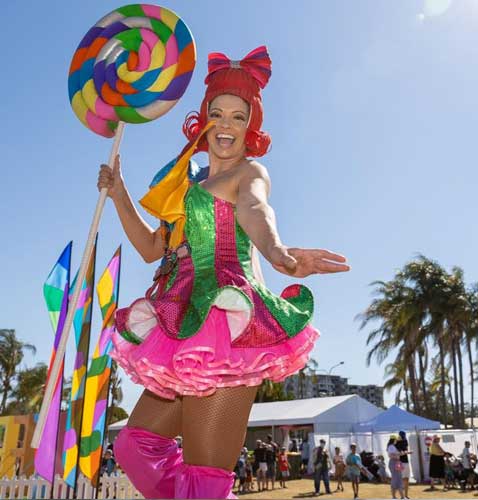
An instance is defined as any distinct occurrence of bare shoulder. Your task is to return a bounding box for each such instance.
[237,159,271,190]
[237,160,271,202]
[239,159,270,180]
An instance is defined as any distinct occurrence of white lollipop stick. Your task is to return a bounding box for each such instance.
[31,121,125,448]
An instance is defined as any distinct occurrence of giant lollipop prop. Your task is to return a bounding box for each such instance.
[32,4,196,448]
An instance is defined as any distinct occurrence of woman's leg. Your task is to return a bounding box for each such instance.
[115,389,184,499]
[181,385,258,470]
[128,389,183,437]
[176,385,258,498]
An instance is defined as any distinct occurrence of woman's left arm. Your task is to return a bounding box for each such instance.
[236,162,350,278]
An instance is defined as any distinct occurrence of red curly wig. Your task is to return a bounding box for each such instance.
[182,46,272,157]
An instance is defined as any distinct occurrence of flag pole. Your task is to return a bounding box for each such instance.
[32,122,125,449]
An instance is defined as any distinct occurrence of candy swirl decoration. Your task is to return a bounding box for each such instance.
[68,4,196,137]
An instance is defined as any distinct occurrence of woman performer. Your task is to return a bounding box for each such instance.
[97,46,350,499]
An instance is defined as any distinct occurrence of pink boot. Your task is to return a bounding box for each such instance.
[114,426,183,499]
[174,463,237,499]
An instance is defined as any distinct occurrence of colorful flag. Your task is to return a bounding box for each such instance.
[35,242,72,482]
[62,237,97,487]
[79,246,121,486]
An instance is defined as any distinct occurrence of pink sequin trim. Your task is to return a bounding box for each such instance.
[110,306,320,400]
[214,198,289,347]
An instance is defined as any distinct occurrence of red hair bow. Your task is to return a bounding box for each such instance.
[206,45,272,89]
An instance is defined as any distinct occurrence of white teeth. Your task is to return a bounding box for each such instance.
[216,134,235,140]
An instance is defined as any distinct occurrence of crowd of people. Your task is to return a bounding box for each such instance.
[231,433,478,498]
[233,434,291,494]
[311,433,478,499]
[232,435,387,497]
[428,436,477,492]
[105,429,477,498]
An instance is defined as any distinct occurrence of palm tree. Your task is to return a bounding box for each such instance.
[465,285,478,427]
[295,358,319,399]
[254,379,290,403]
[358,277,422,413]
[255,379,275,403]
[400,256,461,424]
[428,359,453,426]
[107,361,125,426]
[0,329,36,414]
[383,357,410,410]
[7,363,47,414]
[109,361,123,408]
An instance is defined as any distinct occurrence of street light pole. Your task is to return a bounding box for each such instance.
[327,361,345,396]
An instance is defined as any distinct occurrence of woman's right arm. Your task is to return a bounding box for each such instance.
[98,155,166,263]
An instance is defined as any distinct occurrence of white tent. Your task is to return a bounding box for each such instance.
[248,394,383,433]
[352,404,441,432]
[109,418,128,432]
[108,395,382,438]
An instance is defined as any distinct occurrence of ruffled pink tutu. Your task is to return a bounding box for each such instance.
[111,306,319,400]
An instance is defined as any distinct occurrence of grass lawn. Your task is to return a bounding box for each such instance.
[233,477,478,499]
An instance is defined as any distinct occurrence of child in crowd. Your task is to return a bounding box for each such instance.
[444,453,456,490]
[333,446,345,492]
[237,448,248,494]
[278,446,290,488]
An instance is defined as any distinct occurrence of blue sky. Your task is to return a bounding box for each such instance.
[1,0,477,412]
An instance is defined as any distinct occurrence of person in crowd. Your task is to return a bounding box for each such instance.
[346,443,365,500]
[333,446,345,492]
[235,447,248,494]
[252,440,261,481]
[376,455,388,483]
[359,450,376,482]
[265,443,277,490]
[300,436,311,475]
[278,446,290,488]
[254,440,268,492]
[314,439,331,495]
[396,430,411,498]
[174,435,183,449]
[289,438,299,453]
[429,435,447,491]
[387,435,405,499]
[444,453,457,490]
[266,433,279,454]
[245,454,254,492]
[101,449,117,477]
[459,440,475,490]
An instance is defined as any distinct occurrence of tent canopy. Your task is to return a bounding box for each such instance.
[353,404,441,432]
[108,395,385,435]
[248,395,382,432]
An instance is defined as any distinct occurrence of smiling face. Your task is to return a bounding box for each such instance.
[206,94,250,160]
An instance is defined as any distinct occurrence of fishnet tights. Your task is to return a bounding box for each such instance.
[127,385,258,471]
[128,389,183,437]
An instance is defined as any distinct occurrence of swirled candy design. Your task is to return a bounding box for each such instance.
[68,4,196,137]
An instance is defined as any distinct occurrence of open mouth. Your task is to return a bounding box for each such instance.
[216,133,236,148]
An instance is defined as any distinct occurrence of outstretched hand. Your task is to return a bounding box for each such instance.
[269,246,350,278]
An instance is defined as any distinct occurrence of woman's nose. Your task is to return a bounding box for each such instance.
[217,115,231,127]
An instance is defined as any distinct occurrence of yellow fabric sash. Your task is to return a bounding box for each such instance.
[139,122,214,248]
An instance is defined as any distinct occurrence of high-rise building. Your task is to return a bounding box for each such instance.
[283,374,384,408]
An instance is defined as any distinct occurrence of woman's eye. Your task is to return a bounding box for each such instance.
[209,112,220,118]
[234,115,246,121]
